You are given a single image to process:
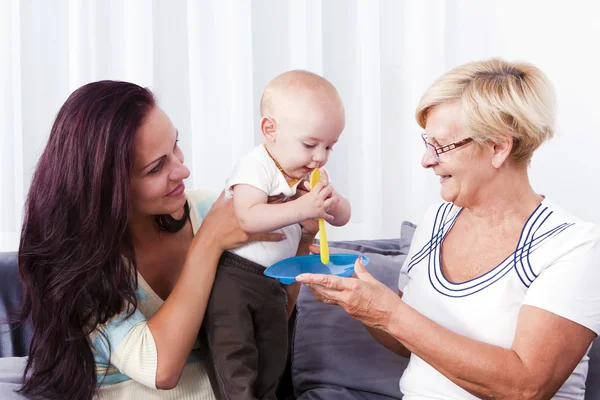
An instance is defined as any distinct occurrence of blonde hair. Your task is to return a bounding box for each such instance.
[416,58,556,168]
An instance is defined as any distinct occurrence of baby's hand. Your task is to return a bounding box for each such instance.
[298,182,339,221]
[294,169,331,199]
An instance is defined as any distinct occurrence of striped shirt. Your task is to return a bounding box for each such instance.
[399,198,600,399]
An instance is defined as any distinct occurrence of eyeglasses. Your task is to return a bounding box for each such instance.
[421,132,473,162]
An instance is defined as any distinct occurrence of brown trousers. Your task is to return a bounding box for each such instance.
[203,251,288,400]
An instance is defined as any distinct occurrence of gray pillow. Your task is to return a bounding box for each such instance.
[319,221,416,257]
[297,385,400,400]
[586,340,600,400]
[292,223,416,400]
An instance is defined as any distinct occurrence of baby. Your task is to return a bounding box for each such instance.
[203,70,351,400]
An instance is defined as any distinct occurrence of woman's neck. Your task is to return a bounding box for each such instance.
[461,168,543,226]
[129,204,188,247]
[129,213,163,249]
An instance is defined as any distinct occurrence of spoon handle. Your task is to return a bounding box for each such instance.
[318,218,329,264]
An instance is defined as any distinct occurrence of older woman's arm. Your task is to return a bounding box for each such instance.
[388,237,600,399]
[388,300,594,399]
[365,291,411,358]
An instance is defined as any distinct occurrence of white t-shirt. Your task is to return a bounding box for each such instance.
[398,198,600,399]
[225,145,305,267]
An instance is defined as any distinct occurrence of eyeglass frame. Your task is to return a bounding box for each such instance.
[421,132,474,162]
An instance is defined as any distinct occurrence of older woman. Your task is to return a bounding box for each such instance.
[296,58,600,399]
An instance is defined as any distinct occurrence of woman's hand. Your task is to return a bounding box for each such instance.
[295,257,402,331]
[196,191,286,251]
[297,218,319,255]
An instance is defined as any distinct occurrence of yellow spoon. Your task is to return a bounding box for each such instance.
[309,168,330,265]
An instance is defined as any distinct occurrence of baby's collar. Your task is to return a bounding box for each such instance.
[263,144,301,187]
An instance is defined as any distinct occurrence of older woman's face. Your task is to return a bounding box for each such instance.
[130,106,190,218]
[421,102,493,206]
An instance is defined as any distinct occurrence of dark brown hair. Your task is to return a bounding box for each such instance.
[18,80,187,399]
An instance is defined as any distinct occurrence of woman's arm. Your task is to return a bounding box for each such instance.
[388,301,594,399]
[297,257,597,400]
[147,193,286,389]
[146,230,220,389]
[365,291,411,358]
[388,237,600,399]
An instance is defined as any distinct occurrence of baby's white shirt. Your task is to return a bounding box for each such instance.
[225,145,304,267]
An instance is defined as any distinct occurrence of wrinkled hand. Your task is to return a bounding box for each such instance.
[197,191,286,251]
[295,257,400,331]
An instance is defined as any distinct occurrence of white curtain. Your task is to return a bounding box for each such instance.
[2,0,600,252]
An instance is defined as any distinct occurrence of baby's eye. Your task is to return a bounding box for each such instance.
[302,143,316,149]
[326,146,334,152]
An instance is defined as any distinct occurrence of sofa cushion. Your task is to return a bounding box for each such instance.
[0,252,31,358]
[292,223,416,399]
[296,385,400,400]
[317,222,416,258]
[586,340,600,400]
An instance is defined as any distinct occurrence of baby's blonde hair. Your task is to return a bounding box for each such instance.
[260,70,343,119]
[416,58,556,168]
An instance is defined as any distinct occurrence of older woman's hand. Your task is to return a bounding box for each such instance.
[295,257,402,331]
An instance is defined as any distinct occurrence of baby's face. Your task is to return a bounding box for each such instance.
[270,107,345,180]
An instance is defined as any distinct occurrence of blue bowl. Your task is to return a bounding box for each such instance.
[264,253,369,284]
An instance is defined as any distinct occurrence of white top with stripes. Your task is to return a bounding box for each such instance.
[398,198,600,400]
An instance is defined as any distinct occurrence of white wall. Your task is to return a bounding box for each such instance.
[453,0,600,226]
[378,0,600,237]
[1,0,599,252]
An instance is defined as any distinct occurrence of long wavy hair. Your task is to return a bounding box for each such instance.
[18,80,188,399]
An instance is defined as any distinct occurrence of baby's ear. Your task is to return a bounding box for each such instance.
[260,116,277,143]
